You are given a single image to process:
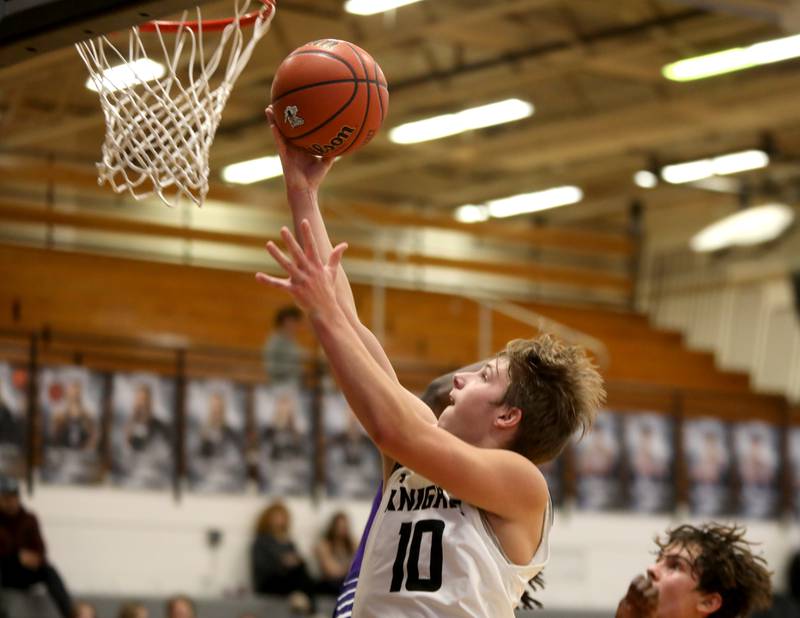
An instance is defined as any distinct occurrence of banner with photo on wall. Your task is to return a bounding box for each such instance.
[624,412,675,514]
[254,384,313,496]
[0,363,27,479]
[734,420,781,519]
[321,383,380,499]
[39,366,104,485]
[111,372,175,490]
[574,409,624,511]
[790,426,800,519]
[186,379,248,493]
[684,417,733,517]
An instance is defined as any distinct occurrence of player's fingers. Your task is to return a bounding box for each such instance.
[265,240,293,271]
[265,107,289,154]
[255,272,291,289]
[300,220,323,265]
[280,227,308,268]
[329,242,348,273]
[266,241,304,280]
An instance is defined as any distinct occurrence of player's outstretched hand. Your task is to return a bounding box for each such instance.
[615,574,658,618]
[255,219,347,316]
[265,105,334,193]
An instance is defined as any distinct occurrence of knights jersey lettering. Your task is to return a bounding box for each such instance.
[351,466,552,617]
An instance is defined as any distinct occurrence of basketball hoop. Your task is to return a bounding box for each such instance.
[76,1,276,207]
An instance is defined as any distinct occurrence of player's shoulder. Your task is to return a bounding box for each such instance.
[495,449,550,512]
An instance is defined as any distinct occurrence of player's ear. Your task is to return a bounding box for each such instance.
[496,406,522,429]
[697,591,722,615]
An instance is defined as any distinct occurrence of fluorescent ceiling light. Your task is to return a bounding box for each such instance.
[345,0,423,15]
[690,203,794,252]
[690,176,740,194]
[661,150,768,184]
[85,58,165,93]
[486,186,583,218]
[454,204,489,223]
[663,33,800,81]
[221,156,282,184]
[634,170,658,189]
[389,99,534,144]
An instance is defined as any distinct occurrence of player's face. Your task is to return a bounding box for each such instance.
[437,358,511,444]
[647,544,719,617]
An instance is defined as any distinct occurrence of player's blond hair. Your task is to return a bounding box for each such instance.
[499,334,605,463]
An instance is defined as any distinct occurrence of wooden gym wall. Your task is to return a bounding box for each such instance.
[0,243,790,423]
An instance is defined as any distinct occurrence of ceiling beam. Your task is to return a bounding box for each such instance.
[664,0,790,23]
[0,157,635,256]
[0,200,632,294]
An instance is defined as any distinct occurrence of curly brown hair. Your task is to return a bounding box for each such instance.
[499,334,605,463]
[656,523,772,617]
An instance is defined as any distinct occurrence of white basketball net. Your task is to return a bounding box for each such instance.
[76,1,275,207]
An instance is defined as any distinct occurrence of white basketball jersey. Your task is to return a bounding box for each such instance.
[351,465,552,617]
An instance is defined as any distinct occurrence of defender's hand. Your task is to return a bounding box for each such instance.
[265,105,334,192]
[256,220,347,316]
[616,575,658,618]
[19,549,42,569]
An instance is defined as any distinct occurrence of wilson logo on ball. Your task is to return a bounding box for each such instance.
[307,125,355,156]
[283,105,304,128]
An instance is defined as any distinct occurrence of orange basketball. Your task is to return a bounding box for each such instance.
[270,39,389,158]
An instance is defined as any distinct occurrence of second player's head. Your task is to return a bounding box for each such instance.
[438,334,604,463]
[647,523,772,618]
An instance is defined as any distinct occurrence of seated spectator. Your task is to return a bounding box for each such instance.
[74,601,97,618]
[314,512,355,595]
[0,476,74,618]
[119,600,149,618]
[251,501,316,614]
[165,595,195,618]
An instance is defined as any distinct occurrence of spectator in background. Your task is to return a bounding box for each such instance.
[314,512,355,595]
[73,601,97,618]
[118,600,149,618]
[251,501,316,614]
[0,476,74,618]
[165,595,195,618]
[616,523,772,618]
[263,306,306,387]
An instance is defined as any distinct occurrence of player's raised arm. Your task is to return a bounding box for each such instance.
[258,223,545,520]
[265,106,405,387]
